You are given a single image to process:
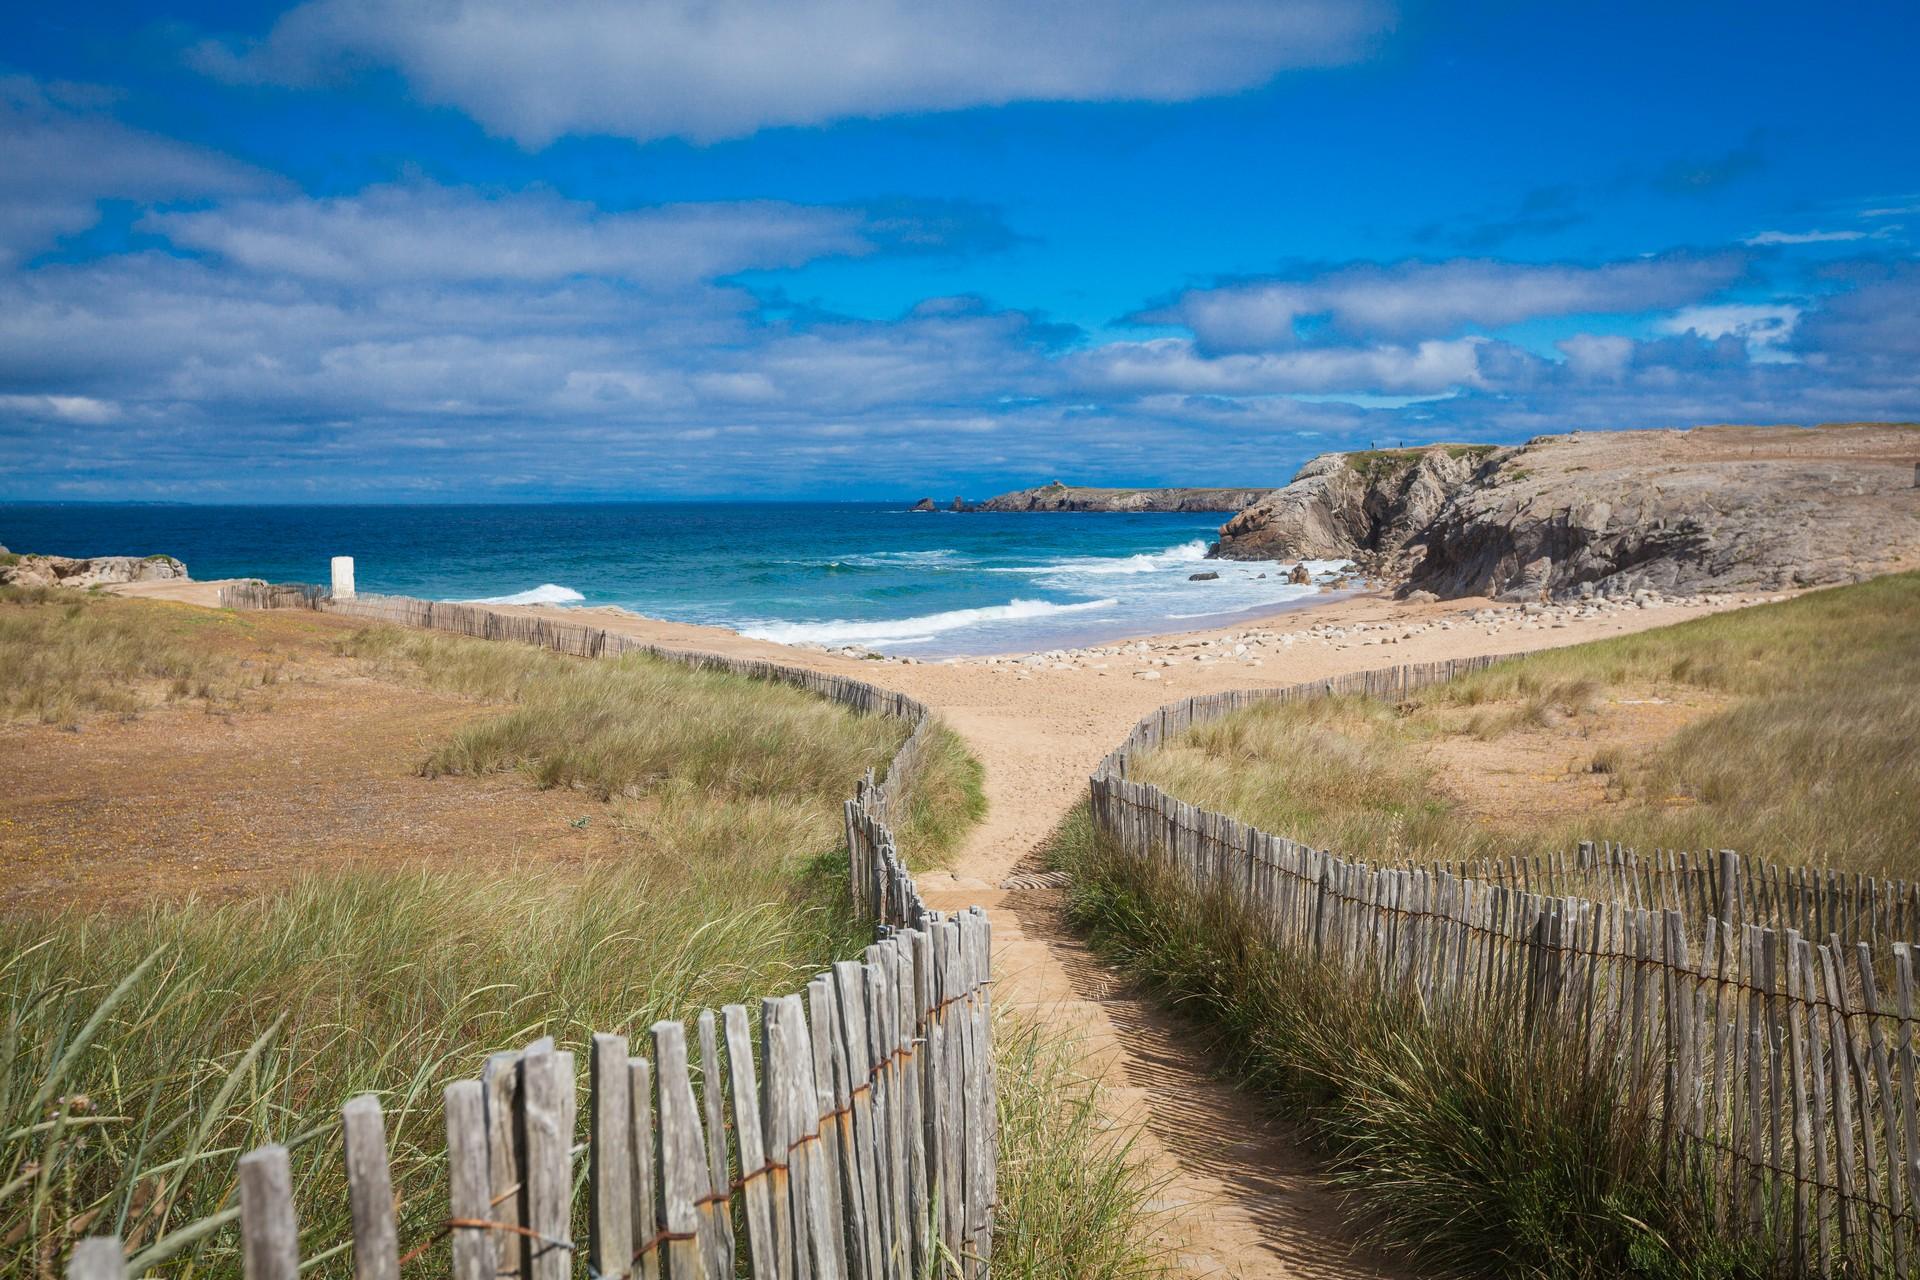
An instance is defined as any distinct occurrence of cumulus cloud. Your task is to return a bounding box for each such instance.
[1657,303,1800,358]
[1793,262,1920,364]
[1556,334,1636,381]
[190,0,1397,145]
[0,75,277,264]
[1140,254,1749,351]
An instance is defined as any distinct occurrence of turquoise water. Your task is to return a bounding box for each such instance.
[0,502,1346,655]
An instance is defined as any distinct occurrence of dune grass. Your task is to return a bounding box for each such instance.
[0,586,270,725]
[336,623,985,864]
[1132,571,1920,877]
[991,1012,1168,1280]
[340,623,914,802]
[1046,802,1756,1280]
[0,612,994,1275]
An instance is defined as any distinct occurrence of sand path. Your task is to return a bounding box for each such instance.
[530,589,1759,1276]
[124,578,1760,1275]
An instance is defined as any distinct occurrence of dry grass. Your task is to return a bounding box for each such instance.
[341,623,912,802]
[1134,572,1920,877]
[0,587,274,725]
[0,609,992,1275]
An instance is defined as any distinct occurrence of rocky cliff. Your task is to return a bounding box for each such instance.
[1212,425,1920,600]
[970,482,1271,513]
[0,551,190,589]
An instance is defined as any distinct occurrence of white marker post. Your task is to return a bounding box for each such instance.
[330,556,356,600]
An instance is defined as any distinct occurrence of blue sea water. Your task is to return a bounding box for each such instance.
[0,502,1348,656]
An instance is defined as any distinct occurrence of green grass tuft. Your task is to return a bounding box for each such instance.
[990,1010,1169,1279]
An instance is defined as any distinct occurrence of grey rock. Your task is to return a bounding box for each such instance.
[973,482,1272,513]
[1211,425,1920,599]
[1188,570,1221,581]
[0,552,189,588]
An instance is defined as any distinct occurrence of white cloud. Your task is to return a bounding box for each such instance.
[1072,336,1487,395]
[0,393,122,424]
[1145,253,1746,349]
[0,75,277,264]
[192,0,1396,145]
[1657,303,1800,351]
[144,184,875,286]
[1556,333,1635,381]
[1744,229,1867,245]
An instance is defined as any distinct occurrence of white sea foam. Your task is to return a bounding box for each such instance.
[739,538,1358,654]
[461,583,586,606]
[741,597,1118,648]
[831,549,962,569]
[985,538,1212,576]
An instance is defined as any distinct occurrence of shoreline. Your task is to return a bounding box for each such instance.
[107,573,1778,674]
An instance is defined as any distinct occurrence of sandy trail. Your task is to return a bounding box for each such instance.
[523,589,1761,1276]
[121,578,1762,1275]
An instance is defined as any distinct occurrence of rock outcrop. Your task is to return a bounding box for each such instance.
[0,552,190,589]
[970,481,1271,513]
[910,498,937,512]
[1212,425,1920,600]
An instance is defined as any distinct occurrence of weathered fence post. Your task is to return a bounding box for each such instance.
[67,1239,124,1280]
[444,1080,492,1280]
[341,1096,399,1280]
[238,1145,300,1280]
[590,1034,634,1280]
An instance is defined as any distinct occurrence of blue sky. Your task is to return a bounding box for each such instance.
[1,0,1915,501]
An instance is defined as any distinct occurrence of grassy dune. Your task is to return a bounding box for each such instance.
[0,586,271,723]
[338,622,985,861]
[2,598,1148,1280]
[1132,571,1920,877]
[0,605,988,1273]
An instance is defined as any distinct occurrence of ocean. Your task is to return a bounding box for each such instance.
[0,502,1349,656]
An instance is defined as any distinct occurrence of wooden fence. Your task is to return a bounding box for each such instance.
[63,587,997,1280]
[1096,653,1920,949]
[1090,656,1920,1277]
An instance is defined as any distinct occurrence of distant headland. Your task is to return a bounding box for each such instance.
[915,481,1270,514]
